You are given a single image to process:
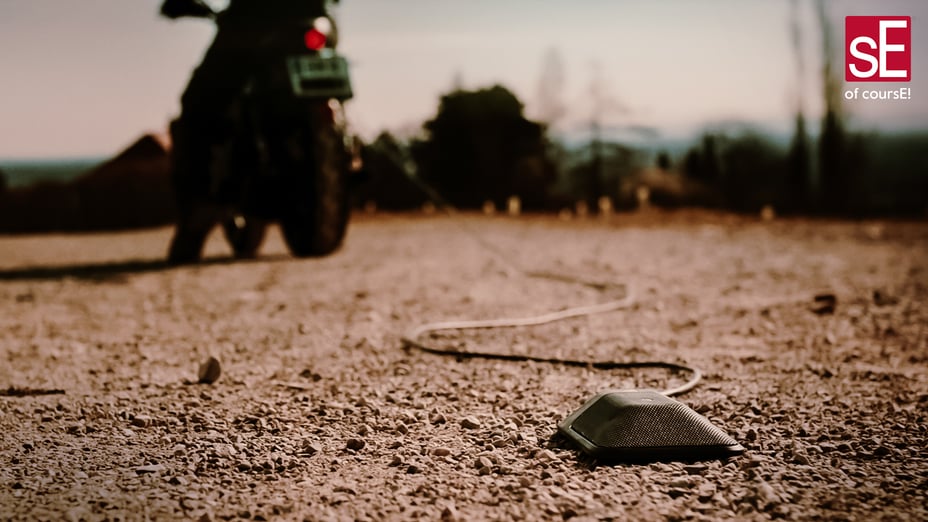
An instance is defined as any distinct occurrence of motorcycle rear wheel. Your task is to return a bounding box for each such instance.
[280,125,350,258]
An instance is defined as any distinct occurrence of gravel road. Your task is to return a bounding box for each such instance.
[1,211,926,521]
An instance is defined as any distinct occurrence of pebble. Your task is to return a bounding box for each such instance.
[198,357,222,385]
[346,438,365,451]
[131,415,152,428]
[135,464,166,474]
[301,442,321,456]
[683,464,708,474]
[697,484,717,502]
[755,481,779,507]
[431,447,452,457]
[741,456,764,470]
[440,506,458,522]
[475,457,492,470]
[537,449,558,462]
[669,477,693,489]
[460,417,481,430]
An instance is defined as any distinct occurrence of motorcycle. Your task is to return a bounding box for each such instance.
[164,0,360,261]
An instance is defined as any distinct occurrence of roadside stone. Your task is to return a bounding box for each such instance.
[135,464,166,474]
[460,416,481,430]
[198,357,221,385]
[301,441,321,456]
[440,505,458,522]
[475,456,492,470]
[131,415,153,428]
[697,484,717,502]
[537,449,558,462]
[684,464,708,474]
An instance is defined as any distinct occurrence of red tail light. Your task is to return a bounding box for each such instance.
[304,28,327,50]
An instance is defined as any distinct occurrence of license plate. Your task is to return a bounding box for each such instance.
[286,55,352,99]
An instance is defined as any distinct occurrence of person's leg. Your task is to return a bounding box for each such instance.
[168,25,260,263]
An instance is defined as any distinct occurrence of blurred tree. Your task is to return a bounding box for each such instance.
[682,135,720,184]
[786,113,810,212]
[356,132,427,210]
[785,0,810,213]
[718,133,787,212]
[816,0,852,214]
[655,151,672,171]
[412,85,555,209]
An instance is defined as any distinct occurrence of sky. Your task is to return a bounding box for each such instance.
[0,0,925,159]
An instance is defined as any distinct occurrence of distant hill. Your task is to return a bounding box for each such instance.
[0,134,175,233]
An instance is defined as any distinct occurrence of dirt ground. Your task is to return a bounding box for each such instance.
[0,210,926,521]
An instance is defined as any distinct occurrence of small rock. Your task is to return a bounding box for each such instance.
[346,438,365,451]
[440,506,458,522]
[198,357,222,385]
[669,477,693,489]
[475,456,493,470]
[74,471,88,480]
[741,455,764,470]
[667,488,689,499]
[135,464,166,474]
[431,447,452,457]
[697,484,717,502]
[478,466,492,476]
[301,441,321,456]
[430,412,447,425]
[756,481,779,507]
[683,464,708,474]
[873,289,898,307]
[131,415,152,428]
[537,449,558,462]
[460,416,481,430]
[811,293,837,315]
[406,464,421,474]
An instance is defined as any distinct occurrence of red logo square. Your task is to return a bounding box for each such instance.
[845,16,911,82]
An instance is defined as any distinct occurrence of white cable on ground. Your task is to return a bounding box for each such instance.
[395,163,703,397]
